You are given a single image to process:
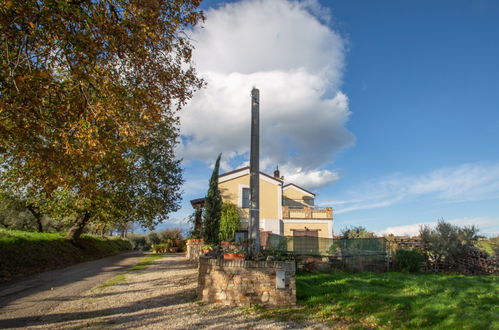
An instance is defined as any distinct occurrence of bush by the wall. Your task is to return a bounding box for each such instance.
[147,232,161,246]
[394,248,425,273]
[127,229,186,252]
[158,228,182,242]
[151,243,170,253]
[126,234,150,251]
[0,229,131,283]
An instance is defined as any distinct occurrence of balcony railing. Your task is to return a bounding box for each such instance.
[282,205,333,220]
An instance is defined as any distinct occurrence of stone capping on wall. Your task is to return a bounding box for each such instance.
[201,257,296,271]
[198,256,296,307]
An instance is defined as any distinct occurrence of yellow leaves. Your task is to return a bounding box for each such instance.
[1,0,202,206]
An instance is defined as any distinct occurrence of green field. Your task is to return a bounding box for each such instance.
[476,237,499,257]
[255,271,499,329]
[0,229,131,282]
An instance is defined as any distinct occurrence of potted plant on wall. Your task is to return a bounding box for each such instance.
[223,243,246,260]
[202,243,216,254]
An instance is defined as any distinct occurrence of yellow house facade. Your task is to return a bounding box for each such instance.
[212,167,334,239]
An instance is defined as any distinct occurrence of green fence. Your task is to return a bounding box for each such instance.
[264,235,388,272]
[264,234,387,256]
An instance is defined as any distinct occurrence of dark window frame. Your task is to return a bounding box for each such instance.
[242,187,250,208]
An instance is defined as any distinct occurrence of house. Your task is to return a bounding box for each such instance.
[191,166,334,241]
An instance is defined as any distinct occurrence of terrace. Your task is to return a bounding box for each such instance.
[282,205,333,220]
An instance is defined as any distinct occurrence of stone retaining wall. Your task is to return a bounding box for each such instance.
[198,257,296,307]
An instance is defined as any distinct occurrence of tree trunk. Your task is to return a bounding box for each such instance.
[27,205,43,232]
[66,212,91,243]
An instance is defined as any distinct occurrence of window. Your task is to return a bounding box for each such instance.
[242,187,250,208]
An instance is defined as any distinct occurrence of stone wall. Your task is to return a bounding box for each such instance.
[186,239,204,262]
[198,257,296,307]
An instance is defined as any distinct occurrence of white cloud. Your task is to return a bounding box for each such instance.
[377,217,499,237]
[283,166,340,189]
[408,163,499,201]
[325,162,499,214]
[178,0,354,189]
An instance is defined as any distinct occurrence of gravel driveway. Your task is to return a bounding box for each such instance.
[0,251,145,329]
[2,253,319,329]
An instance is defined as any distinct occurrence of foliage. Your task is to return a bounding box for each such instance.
[126,234,150,251]
[0,205,40,231]
[147,232,161,246]
[0,0,203,241]
[158,228,183,242]
[219,202,241,242]
[222,242,246,254]
[341,226,376,239]
[254,272,498,329]
[393,248,425,273]
[128,228,185,251]
[203,154,222,245]
[420,220,479,263]
[151,243,169,253]
[0,228,131,282]
[0,192,45,232]
[202,243,216,251]
[187,210,203,239]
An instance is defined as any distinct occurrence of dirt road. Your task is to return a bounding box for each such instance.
[0,251,144,328]
[0,253,314,329]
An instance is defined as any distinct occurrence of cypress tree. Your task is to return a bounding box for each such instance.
[203,153,222,244]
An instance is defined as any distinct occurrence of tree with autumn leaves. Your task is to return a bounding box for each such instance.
[0,0,204,241]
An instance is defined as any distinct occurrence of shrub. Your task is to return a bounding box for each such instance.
[0,229,131,282]
[219,202,241,242]
[394,248,425,273]
[152,243,169,253]
[126,234,150,251]
[341,226,376,239]
[420,221,479,264]
[158,228,182,242]
[147,232,161,246]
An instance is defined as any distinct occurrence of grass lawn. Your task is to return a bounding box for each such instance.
[255,271,499,329]
[476,237,499,257]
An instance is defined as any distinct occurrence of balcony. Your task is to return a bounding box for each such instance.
[282,205,333,220]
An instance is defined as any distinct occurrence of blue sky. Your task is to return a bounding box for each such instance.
[153,0,499,236]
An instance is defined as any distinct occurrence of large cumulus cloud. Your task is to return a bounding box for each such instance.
[178,0,354,188]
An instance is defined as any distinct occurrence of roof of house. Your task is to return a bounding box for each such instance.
[219,167,315,196]
[218,166,284,183]
[283,183,316,197]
